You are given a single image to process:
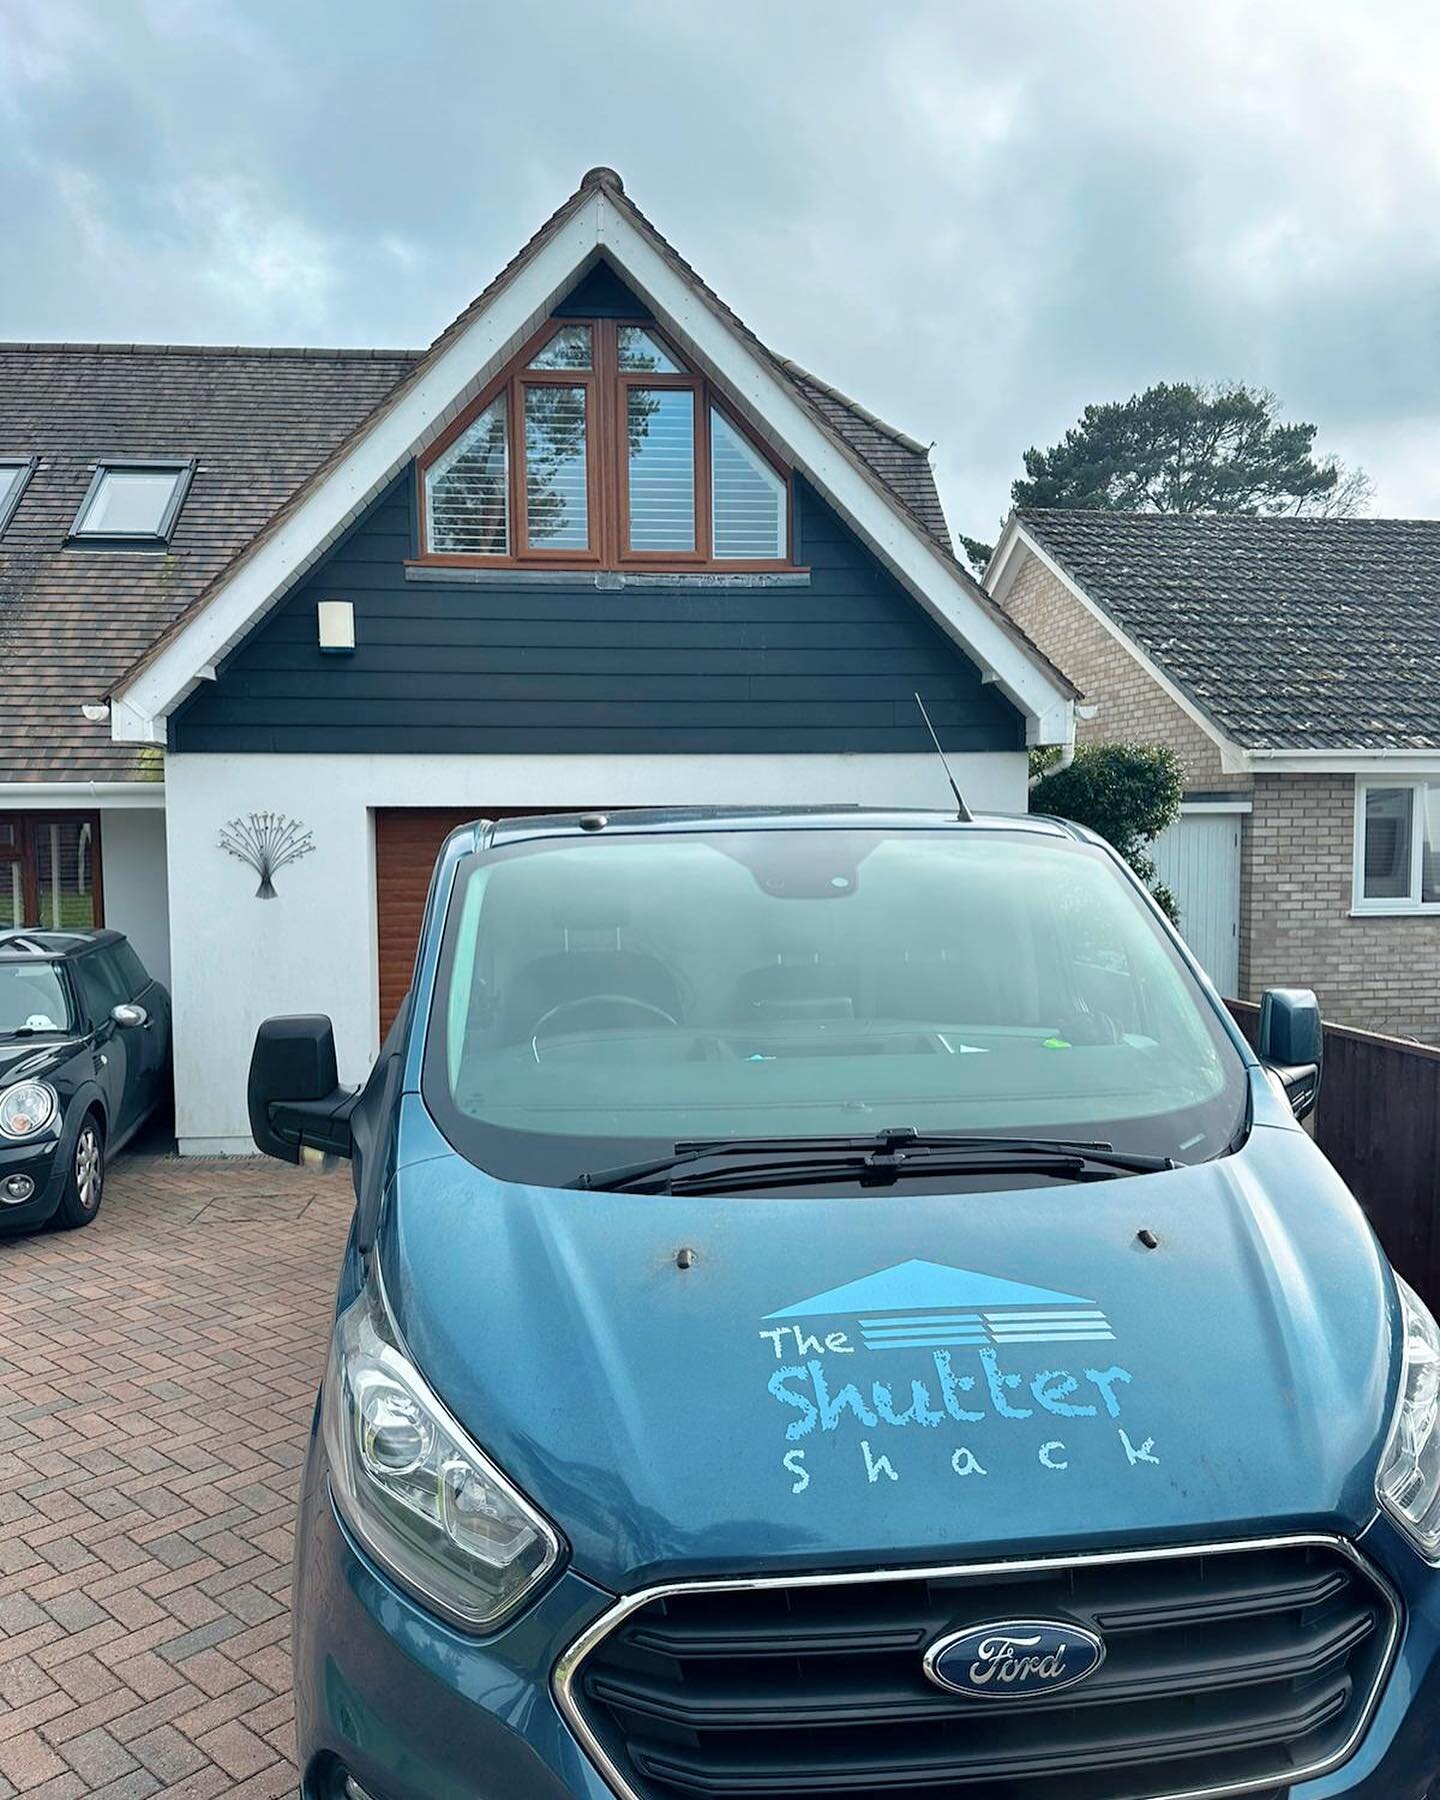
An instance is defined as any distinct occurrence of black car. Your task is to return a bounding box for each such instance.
[0,929,172,1231]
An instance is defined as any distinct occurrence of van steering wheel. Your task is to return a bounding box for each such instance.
[530,994,680,1062]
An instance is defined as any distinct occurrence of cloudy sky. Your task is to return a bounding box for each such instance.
[3,0,1439,545]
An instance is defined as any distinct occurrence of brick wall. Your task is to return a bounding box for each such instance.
[1001,551,1239,792]
[1243,773,1440,1041]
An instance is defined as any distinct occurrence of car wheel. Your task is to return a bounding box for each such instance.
[55,1113,105,1230]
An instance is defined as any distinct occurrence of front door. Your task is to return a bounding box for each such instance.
[0,814,104,931]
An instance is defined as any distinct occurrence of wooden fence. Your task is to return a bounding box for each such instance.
[1229,999,1440,1312]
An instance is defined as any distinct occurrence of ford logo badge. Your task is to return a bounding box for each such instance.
[923,1618,1105,1700]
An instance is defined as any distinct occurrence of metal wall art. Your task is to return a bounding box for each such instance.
[218,812,316,899]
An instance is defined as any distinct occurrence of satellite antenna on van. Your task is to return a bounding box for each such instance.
[913,692,973,823]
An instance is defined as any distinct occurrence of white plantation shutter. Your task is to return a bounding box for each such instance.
[711,408,785,558]
[425,398,509,553]
[627,388,695,552]
[524,386,589,549]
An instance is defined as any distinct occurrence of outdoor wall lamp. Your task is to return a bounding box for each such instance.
[317,599,356,654]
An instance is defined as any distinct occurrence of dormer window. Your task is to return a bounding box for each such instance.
[419,319,792,568]
[71,459,194,544]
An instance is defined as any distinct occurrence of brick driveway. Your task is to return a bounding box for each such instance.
[0,1148,351,1798]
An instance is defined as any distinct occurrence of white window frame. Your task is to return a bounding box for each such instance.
[1352,777,1440,915]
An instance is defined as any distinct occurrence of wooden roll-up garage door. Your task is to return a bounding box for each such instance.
[374,807,574,1037]
[375,810,478,1038]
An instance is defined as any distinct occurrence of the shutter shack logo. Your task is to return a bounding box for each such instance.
[759,1259,1161,1494]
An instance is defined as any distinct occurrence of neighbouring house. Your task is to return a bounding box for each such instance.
[989,508,1440,1040]
[2,169,1076,1152]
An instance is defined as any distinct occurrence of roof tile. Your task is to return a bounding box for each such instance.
[1018,509,1440,751]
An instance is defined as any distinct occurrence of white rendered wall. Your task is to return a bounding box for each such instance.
[101,807,170,986]
[164,751,1029,1154]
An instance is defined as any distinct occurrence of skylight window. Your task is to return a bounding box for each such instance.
[0,458,37,537]
[71,460,194,543]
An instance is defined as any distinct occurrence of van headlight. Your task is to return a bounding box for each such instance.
[1376,1275,1440,1559]
[323,1271,561,1629]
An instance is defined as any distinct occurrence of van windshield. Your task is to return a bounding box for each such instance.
[425,826,1249,1185]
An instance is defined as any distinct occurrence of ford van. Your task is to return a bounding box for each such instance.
[248,808,1440,1799]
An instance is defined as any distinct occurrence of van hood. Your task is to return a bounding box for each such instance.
[383,1097,1399,1592]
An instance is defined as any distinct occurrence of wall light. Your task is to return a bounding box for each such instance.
[318,599,356,654]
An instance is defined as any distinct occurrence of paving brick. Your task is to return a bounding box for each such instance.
[0,1154,348,1794]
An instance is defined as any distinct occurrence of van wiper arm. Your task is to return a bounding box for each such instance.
[569,1128,1173,1193]
[665,1149,1138,1197]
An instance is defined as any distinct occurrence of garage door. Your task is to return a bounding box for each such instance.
[374,808,577,1037]
[1149,810,1242,998]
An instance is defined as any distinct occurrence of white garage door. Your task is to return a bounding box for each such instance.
[1150,810,1242,997]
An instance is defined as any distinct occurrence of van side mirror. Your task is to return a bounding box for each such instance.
[1258,987,1323,1121]
[248,1015,358,1163]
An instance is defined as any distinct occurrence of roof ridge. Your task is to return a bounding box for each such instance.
[1018,507,1440,527]
[777,359,931,457]
[0,342,423,360]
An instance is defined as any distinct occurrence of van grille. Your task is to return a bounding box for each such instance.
[557,1538,1397,1800]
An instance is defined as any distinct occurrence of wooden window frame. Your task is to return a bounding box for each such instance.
[415,316,798,573]
[0,812,105,931]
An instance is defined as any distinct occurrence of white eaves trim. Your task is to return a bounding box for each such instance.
[0,781,165,809]
[111,191,1074,748]
[1250,748,1440,774]
[987,519,1249,776]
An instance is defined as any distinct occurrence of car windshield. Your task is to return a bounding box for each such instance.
[0,962,73,1036]
[425,826,1250,1185]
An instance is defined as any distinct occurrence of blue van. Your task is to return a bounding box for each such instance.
[248,808,1440,1800]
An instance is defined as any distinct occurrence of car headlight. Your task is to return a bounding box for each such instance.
[0,1082,58,1141]
[1377,1274,1440,1559]
[322,1269,561,1630]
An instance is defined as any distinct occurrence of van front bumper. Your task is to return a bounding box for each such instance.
[296,1464,1440,1800]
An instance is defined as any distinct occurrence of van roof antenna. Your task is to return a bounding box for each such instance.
[913,691,972,822]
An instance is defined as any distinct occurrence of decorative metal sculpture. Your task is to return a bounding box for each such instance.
[218,812,315,899]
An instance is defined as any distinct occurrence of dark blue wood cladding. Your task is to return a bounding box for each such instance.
[552,259,653,319]
[170,472,1025,756]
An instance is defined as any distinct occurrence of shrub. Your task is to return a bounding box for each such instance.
[1029,742,1184,921]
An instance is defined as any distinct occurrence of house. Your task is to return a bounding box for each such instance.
[988,508,1440,1040]
[3,169,1077,1152]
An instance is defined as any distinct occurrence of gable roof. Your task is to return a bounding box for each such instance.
[107,169,1075,749]
[0,344,416,782]
[1003,509,1440,754]
[0,338,955,787]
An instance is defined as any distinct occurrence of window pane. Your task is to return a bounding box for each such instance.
[528,326,592,371]
[711,408,785,558]
[618,327,683,373]
[1423,785,1440,904]
[31,819,99,930]
[426,398,509,554]
[1363,787,1413,900]
[77,468,182,537]
[628,389,694,552]
[0,861,21,930]
[0,464,27,528]
[74,952,126,1027]
[525,386,588,549]
[0,965,71,1034]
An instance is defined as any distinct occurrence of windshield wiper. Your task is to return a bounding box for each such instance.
[569,1127,1174,1194]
